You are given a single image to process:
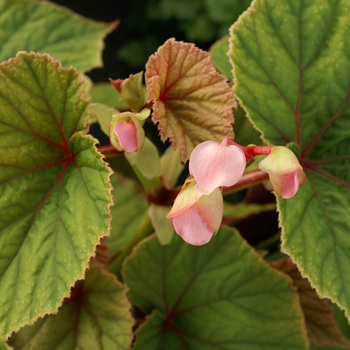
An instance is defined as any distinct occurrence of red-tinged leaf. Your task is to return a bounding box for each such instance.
[271,258,350,349]
[145,38,235,162]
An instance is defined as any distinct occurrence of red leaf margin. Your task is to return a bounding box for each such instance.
[145,38,236,162]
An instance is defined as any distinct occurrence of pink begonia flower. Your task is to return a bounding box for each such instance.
[258,146,306,199]
[167,177,223,246]
[189,136,246,194]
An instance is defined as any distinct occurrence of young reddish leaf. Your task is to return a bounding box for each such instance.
[272,258,350,349]
[230,0,350,319]
[9,267,134,350]
[146,38,235,162]
[0,53,112,340]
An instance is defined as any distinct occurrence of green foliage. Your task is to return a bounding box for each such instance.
[0,53,112,340]
[124,227,308,349]
[0,0,115,72]
[0,0,349,347]
[118,0,252,67]
[8,267,134,350]
[107,174,148,255]
[230,0,350,320]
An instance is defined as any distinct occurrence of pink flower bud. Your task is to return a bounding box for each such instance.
[258,146,305,199]
[167,177,223,246]
[189,136,246,194]
[110,110,149,153]
[113,119,139,152]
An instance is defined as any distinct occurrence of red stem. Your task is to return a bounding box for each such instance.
[96,144,123,158]
[247,146,272,156]
[222,169,269,194]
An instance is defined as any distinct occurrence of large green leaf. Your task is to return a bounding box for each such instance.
[124,227,308,349]
[107,174,148,255]
[0,53,112,340]
[8,266,134,350]
[230,0,350,318]
[0,0,116,71]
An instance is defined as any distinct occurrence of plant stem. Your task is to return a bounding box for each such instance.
[97,144,123,158]
[222,169,269,194]
[247,145,272,156]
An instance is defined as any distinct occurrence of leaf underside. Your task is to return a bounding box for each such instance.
[230,0,350,318]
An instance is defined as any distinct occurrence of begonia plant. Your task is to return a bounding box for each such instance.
[0,0,350,349]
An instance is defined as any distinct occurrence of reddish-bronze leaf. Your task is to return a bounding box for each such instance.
[271,258,350,349]
[145,38,235,162]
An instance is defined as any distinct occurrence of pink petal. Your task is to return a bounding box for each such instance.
[189,139,246,194]
[195,187,223,232]
[172,207,214,246]
[113,120,138,152]
[167,177,202,218]
[270,173,300,199]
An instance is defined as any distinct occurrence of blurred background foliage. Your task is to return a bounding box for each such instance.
[51,0,252,79]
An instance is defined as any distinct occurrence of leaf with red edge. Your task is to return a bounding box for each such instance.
[124,227,308,349]
[271,258,350,349]
[8,267,134,350]
[230,0,350,319]
[0,53,112,340]
[145,38,235,162]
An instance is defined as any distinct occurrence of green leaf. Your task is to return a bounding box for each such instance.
[272,258,350,349]
[124,227,308,349]
[159,147,184,190]
[124,138,162,195]
[0,0,116,72]
[146,38,235,162]
[0,343,11,350]
[230,0,350,318]
[149,204,174,245]
[8,267,134,350]
[223,201,276,224]
[107,174,148,255]
[90,103,116,136]
[90,82,128,110]
[209,36,233,80]
[233,103,263,146]
[0,53,112,340]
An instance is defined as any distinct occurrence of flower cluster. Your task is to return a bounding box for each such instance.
[167,137,305,246]
[109,109,306,247]
[167,136,246,245]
